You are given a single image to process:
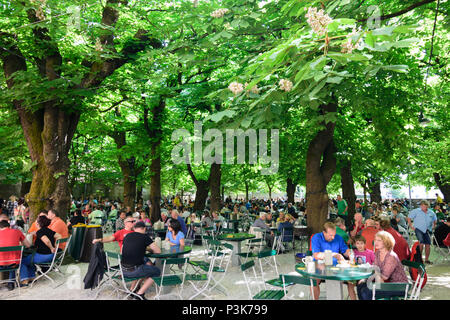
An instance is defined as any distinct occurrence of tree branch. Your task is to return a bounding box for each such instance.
[358,0,437,23]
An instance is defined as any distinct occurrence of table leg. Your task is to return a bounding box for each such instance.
[229,242,241,266]
[325,280,343,300]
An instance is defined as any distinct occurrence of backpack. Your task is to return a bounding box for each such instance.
[408,241,427,289]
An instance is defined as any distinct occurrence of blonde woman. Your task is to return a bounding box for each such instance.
[356,231,409,300]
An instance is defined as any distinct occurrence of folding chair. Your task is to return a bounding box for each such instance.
[431,234,450,263]
[240,260,285,300]
[257,249,279,277]
[280,274,315,300]
[402,260,427,300]
[368,282,410,300]
[0,245,24,294]
[278,226,295,253]
[237,238,266,263]
[186,241,223,300]
[153,257,189,300]
[30,236,72,287]
[202,240,233,297]
[103,251,144,300]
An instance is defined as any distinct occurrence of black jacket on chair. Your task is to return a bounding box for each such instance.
[83,242,107,290]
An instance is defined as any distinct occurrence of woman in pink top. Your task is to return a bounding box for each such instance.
[357,231,409,300]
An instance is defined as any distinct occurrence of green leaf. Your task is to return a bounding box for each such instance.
[326,76,344,84]
[327,18,356,32]
[381,65,409,73]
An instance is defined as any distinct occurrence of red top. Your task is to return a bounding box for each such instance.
[361,226,378,251]
[113,229,134,251]
[385,227,411,262]
[0,228,25,265]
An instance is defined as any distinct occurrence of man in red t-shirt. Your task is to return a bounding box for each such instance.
[0,220,32,290]
[92,216,136,251]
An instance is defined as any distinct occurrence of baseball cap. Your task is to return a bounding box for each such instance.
[134,221,146,229]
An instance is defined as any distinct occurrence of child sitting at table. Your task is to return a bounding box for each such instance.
[353,235,375,265]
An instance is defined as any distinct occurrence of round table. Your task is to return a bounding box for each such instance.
[218,233,256,266]
[146,245,192,259]
[295,262,374,300]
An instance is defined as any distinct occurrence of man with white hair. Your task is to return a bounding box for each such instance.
[252,212,274,247]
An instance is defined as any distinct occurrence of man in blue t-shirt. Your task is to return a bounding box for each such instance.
[310,222,352,299]
[407,200,437,264]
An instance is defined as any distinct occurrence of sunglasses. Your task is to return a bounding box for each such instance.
[126,220,136,223]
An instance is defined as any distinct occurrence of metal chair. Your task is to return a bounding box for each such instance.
[153,257,190,300]
[402,260,427,300]
[30,236,72,287]
[368,282,410,300]
[280,273,315,300]
[104,251,145,300]
[240,260,285,300]
[431,234,450,263]
[0,245,24,294]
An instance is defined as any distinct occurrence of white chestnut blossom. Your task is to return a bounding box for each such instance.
[95,38,103,52]
[211,8,230,18]
[228,81,244,95]
[279,79,293,92]
[305,7,333,36]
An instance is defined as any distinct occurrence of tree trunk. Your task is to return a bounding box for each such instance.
[20,181,32,198]
[149,155,161,223]
[306,102,337,234]
[245,182,249,202]
[286,177,296,204]
[1,2,162,223]
[144,97,166,223]
[209,163,221,213]
[193,180,209,212]
[340,160,356,226]
[136,186,143,203]
[368,178,382,204]
[434,173,450,203]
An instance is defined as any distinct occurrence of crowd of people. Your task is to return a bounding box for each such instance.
[1,192,449,299]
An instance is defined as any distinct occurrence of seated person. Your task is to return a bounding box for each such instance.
[252,212,274,248]
[165,219,185,246]
[357,231,409,300]
[20,216,61,286]
[115,211,127,231]
[380,218,411,262]
[67,209,85,231]
[277,214,294,242]
[121,221,161,300]
[434,217,450,247]
[361,219,378,251]
[92,217,136,251]
[353,235,375,265]
[0,219,32,290]
[311,222,352,300]
[334,217,350,245]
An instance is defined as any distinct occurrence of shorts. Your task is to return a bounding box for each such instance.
[122,258,161,279]
[414,228,431,245]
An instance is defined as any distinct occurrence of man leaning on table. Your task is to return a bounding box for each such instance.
[310,222,354,300]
